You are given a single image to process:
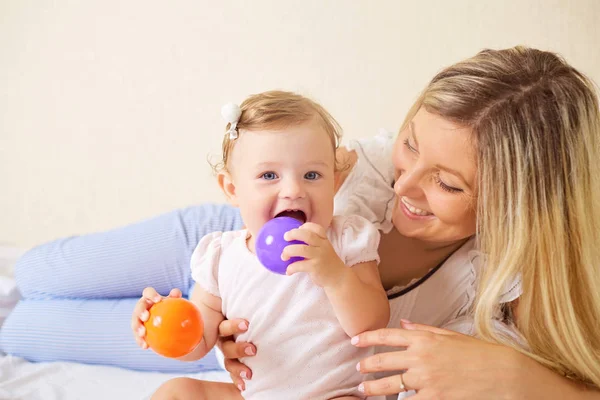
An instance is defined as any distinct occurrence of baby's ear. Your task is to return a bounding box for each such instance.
[217,171,238,206]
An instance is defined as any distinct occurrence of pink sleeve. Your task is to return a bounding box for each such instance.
[336,215,381,267]
[190,232,222,298]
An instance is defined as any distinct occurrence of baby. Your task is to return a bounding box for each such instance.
[133,91,390,399]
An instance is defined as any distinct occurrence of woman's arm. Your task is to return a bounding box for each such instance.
[353,321,599,399]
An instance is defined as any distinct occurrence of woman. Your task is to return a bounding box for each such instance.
[5,46,600,398]
[214,46,600,398]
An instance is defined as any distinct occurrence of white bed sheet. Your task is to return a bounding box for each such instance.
[0,246,23,334]
[0,355,230,400]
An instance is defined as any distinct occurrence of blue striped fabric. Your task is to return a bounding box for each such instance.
[1,299,222,372]
[0,204,243,372]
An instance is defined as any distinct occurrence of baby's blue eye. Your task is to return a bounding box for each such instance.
[304,172,320,180]
[261,172,278,180]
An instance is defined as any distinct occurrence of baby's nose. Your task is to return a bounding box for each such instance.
[280,179,305,199]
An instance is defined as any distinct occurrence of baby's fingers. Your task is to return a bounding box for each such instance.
[298,222,328,238]
[135,333,149,350]
[142,286,162,303]
[284,228,318,246]
[285,260,312,276]
[281,244,314,261]
[133,297,151,321]
[132,287,161,326]
[132,287,180,350]
[131,300,149,348]
[131,291,156,336]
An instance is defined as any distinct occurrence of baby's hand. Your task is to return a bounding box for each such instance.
[281,222,347,288]
[131,286,182,349]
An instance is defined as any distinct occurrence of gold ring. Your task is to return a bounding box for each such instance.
[399,373,407,392]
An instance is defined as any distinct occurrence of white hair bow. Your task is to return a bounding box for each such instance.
[221,103,242,139]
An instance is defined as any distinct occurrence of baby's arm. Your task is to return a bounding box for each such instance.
[283,222,390,338]
[325,260,390,337]
[177,283,225,361]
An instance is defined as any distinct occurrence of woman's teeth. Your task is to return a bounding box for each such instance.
[401,197,433,216]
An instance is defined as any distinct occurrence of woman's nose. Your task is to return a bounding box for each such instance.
[393,167,423,197]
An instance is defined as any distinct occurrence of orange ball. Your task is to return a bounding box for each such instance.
[144,297,204,358]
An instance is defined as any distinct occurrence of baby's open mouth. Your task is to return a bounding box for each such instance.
[275,209,307,223]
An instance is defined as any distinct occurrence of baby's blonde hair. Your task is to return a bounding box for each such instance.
[402,46,600,387]
[214,90,342,172]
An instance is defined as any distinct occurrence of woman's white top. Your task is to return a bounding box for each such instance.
[336,130,522,399]
[336,130,521,327]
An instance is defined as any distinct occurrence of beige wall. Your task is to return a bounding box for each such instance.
[1,0,599,247]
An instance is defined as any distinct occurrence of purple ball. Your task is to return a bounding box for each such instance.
[256,217,306,275]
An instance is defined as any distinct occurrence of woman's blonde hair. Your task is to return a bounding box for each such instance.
[214,90,342,172]
[402,46,600,387]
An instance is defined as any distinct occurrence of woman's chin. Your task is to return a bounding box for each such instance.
[392,218,430,240]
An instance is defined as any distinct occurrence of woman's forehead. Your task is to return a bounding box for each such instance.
[413,107,472,138]
[411,108,478,185]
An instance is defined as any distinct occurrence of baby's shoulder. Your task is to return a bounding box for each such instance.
[191,229,247,266]
[195,229,246,248]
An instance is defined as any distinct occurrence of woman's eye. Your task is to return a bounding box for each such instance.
[304,171,321,180]
[434,174,463,194]
[403,138,417,153]
[261,172,278,180]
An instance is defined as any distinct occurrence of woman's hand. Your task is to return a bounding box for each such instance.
[353,321,586,400]
[131,287,182,349]
[216,318,256,391]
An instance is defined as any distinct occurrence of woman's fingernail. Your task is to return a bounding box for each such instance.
[137,326,145,336]
[355,362,360,371]
[140,310,149,321]
[240,371,247,379]
[245,347,255,356]
[351,336,359,345]
[401,319,416,329]
[357,383,365,393]
[154,296,161,303]
[238,321,248,330]
[237,384,243,391]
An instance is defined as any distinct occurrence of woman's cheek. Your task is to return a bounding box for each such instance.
[437,197,477,235]
[429,195,464,223]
